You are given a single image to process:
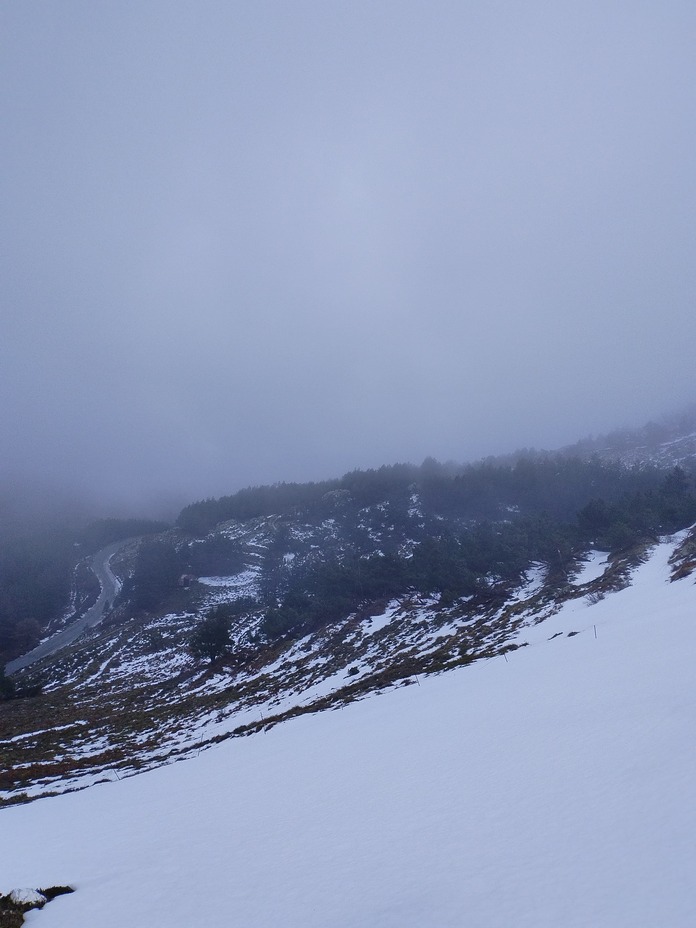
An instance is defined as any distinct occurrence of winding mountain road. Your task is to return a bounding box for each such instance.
[5,540,127,676]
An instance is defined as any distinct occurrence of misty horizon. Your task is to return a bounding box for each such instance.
[3,401,695,528]
[3,3,695,521]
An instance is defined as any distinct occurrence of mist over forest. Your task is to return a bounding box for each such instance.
[3,2,696,521]
[3,402,696,667]
[1,403,695,543]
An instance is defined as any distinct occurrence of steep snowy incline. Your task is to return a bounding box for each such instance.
[2,537,695,927]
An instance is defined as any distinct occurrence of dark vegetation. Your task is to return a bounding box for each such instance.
[0,886,74,928]
[0,663,42,701]
[177,455,671,533]
[119,536,247,615]
[0,665,15,700]
[0,529,75,664]
[122,541,182,612]
[189,607,235,663]
[259,466,696,642]
[183,536,246,576]
[0,517,169,664]
[177,456,696,645]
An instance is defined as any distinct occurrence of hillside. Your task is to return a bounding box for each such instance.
[2,532,695,926]
[2,425,696,801]
[2,407,695,669]
[565,404,696,468]
[1,418,696,924]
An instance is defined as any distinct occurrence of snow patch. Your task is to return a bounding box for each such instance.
[572,550,609,585]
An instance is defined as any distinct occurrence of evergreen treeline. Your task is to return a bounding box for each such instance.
[121,541,182,612]
[260,518,559,640]
[0,517,170,663]
[259,464,696,642]
[177,480,342,534]
[184,536,246,576]
[119,536,246,613]
[0,529,75,662]
[177,455,671,534]
[3,452,696,664]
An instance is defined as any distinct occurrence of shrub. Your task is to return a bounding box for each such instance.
[189,609,232,663]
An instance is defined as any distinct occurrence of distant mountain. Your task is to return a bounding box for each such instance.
[564,404,696,469]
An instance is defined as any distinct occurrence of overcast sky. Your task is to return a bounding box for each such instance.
[2,2,696,518]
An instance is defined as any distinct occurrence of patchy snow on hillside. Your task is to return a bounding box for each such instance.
[571,549,609,585]
[2,536,695,928]
[198,567,261,602]
[364,599,401,633]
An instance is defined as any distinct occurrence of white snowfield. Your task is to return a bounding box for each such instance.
[2,536,696,927]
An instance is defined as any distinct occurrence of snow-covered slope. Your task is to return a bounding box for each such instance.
[2,534,695,927]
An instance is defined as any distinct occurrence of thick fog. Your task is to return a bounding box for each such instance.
[2,2,696,518]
